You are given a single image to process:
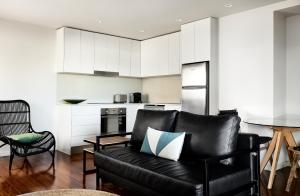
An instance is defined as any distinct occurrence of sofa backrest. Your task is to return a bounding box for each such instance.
[130,109,178,148]
[174,111,241,158]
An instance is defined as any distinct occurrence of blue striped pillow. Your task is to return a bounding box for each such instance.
[140,127,185,161]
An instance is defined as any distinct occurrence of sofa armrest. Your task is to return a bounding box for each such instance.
[198,149,258,163]
[198,133,260,196]
[236,133,260,151]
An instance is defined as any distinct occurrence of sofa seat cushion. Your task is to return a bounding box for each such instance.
[95,147,251,196]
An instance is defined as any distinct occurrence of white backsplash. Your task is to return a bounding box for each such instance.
[57,74,142,103]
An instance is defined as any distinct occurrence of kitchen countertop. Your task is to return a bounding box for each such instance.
[57,102,181,106]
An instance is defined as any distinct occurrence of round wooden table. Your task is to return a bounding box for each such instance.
[244,118,300,189]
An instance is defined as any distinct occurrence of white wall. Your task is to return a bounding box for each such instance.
[57,74,142,103]
[218,0,300,169]
[286,15,300,115]
[219,3,274,120]
[273,12,287,117]
[0,19,56,156]
[285,14,300,149]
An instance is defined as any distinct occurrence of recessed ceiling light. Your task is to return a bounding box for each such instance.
[98,20,102,24]
[224,3,233,8]
[176,18,183,22]
[139,30,145,33]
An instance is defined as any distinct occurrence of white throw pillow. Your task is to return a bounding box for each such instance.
[140,127,186,161]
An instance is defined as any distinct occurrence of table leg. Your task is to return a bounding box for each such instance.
[260,131,278,173]
[284,139,293,164]
[268,131,284,189]
[284,129,297,147]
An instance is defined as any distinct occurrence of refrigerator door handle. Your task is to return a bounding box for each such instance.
[182,85,207,89]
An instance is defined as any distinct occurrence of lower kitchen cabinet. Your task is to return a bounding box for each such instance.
[56,104,143,155]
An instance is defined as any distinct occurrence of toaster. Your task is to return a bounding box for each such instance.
[113,94,127,103]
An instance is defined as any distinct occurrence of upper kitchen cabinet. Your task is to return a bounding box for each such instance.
[168,32,181,75]
[119,38,131,76]
[106,36,119,72]
[130,41,141,77]
[56,27,94,74]
[181,17,217,64]
[80,31,95,74]
[141,32,180,77]
[94,34,119,72]
[94,33,107,72]
[119,39,141,77]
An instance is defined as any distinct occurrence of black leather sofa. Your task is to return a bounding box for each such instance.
[94,110,260,196]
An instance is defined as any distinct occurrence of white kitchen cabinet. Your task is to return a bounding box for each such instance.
[181,23,195,64]
[56,104,143,155]
[141,33,179,77]
[56,105,101,154]
[194,19,211,62]
[155,35,169,76]
[141,41,152,77]
[181,17,216,64]
[106,36,119,72]
[80,31,94,74]
[56,28,94,74]
[141,37,156,77]
[63,28,81,73]
[94,34,119,72]
[94,33,108,71]
[119,38,132,76]
[126,104,143,132]
[131,41,141,77]
[119,39,141,77]
[168,32,181,75]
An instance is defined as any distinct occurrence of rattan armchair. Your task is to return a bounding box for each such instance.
[0,100,56,171]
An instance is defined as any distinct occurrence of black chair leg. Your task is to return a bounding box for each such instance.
[9,152,14,171]
[83,150,86,173]
[50,145,56,175]
[52,145,56,166]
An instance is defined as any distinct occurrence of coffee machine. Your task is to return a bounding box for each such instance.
[129,92,142,103]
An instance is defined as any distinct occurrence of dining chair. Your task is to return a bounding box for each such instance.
[218,109,273,155]
[285,146,300,192]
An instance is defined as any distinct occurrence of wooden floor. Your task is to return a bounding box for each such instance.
[0,151,299,196]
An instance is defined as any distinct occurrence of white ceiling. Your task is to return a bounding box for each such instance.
[0,0,284,40]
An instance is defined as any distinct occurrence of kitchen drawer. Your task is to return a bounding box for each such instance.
[71,134,97,147]
[72,125,100,137]
[71,106,100,116]
[72,115,100,126]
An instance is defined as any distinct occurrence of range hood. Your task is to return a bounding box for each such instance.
[93,71,119,77]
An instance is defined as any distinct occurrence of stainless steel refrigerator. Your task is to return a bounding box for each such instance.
[181,62,209,115]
